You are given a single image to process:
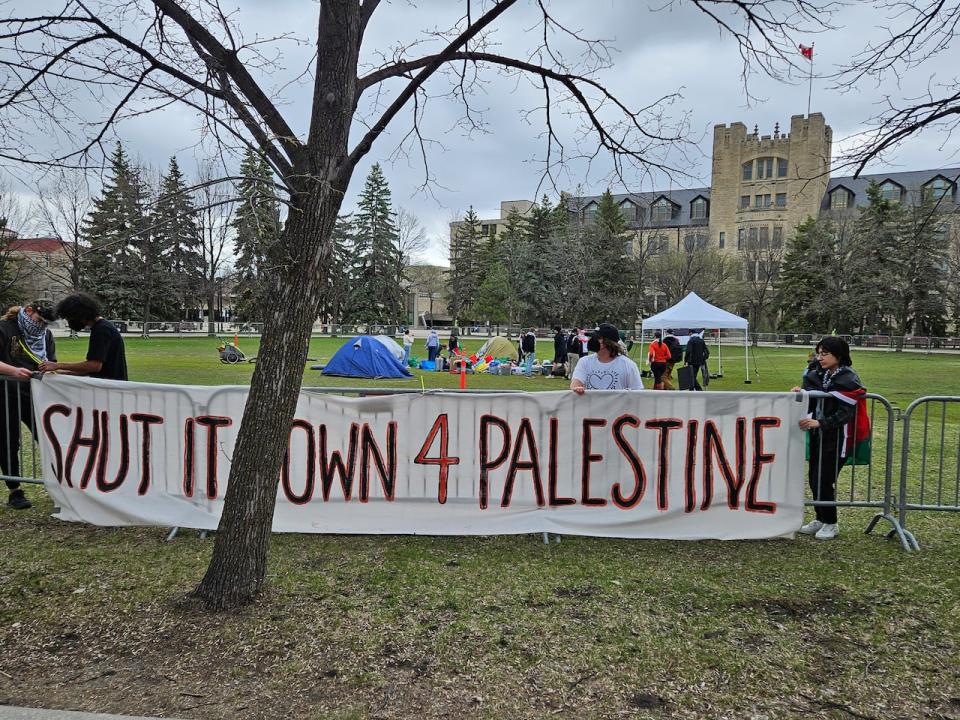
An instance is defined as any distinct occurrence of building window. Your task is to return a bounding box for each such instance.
[683,233,708,252]
[740,195,750,209]
[777,158,788,178]
[923,177,954,202]
[879,181,901,202]
[691,197,708,220]
[652,199,673,222]
[775,193,787,207]
[737,228,745,250]
[830,189,849,209]
[758,226,769,248]
[583,203,597,222]
[647,235,669,255]
[719,231,725,249]
[620,200,638,221]
[755,194,771,208]
[756,157,774,180]
[742,162,753,181]
[772,225,783,249]
[748,226,758,249]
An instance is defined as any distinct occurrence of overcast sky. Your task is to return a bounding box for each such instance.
[5,1,958,265]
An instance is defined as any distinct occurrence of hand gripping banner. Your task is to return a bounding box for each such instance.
[33,376,806,539]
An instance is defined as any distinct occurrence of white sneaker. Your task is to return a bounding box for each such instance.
[815,523,839,540]
[798,520,823,535]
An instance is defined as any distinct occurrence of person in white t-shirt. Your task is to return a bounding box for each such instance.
[401,328,415,367]
[570,323,644,393]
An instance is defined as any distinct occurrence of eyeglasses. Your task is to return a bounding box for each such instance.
[816,350,833,357]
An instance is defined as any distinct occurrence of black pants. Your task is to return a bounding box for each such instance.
[808,427,841,524]
[650,362,667,385]
[2,387,36,492]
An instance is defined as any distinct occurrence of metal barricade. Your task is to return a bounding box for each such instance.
[0,376,43,492]
[897,397,960,549]
[804,391,914,551]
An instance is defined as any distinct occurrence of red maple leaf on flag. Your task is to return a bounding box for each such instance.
[799,44,814,60]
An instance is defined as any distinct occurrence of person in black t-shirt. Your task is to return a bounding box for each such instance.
[39,293,128,381]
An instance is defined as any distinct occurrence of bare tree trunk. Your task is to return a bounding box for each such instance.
[191,0,361,609]
[192,187,345,608]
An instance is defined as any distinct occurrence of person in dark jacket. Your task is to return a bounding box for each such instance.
[39,293,128,381]
[792,336,867,541]
[683,330,710,390]
[552,326,567,375]
[0,301,57,509]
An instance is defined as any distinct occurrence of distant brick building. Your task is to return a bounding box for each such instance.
[4,235,73,304]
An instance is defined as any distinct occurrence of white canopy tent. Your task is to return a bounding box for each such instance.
[641,292,751,383]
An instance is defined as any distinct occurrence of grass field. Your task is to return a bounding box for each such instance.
[0,336,958,719]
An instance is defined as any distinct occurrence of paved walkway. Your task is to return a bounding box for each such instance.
[0,709,175,720]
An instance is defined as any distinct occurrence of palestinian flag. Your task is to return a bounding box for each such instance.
[829,387,872,466]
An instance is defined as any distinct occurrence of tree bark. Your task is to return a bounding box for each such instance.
[191,0,361,610]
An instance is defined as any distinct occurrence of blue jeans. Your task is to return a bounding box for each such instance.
[403,346,411,366]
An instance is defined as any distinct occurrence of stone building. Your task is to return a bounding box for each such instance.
[454,112,959,324]
[4,235,74,305]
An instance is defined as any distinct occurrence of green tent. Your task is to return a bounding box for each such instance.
[477,335,517,359]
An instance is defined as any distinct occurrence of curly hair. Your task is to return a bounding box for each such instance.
[55,293,101,326]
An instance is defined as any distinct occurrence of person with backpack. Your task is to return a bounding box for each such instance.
[646,331,671,390]
[684,329,711,390]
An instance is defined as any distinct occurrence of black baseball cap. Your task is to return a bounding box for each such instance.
[595,323,619,343]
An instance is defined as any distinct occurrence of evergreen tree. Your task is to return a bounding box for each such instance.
[346,163,404,323]
[231,149,281,321]
[153,156,204,318]
[897,199,949,335]
[318,215,353,322]
[473,261,512,323]
[847,182,904,333]
[81,142,150,317]
[493,206,530,324]
[515,195,558,324]
[582,190,636,326]
[447,206,483,323]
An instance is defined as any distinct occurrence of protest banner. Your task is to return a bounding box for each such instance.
[33,376,807,539]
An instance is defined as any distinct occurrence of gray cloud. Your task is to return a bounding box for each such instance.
[5,1,957,265]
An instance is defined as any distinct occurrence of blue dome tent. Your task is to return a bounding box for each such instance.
[321,336,413,379]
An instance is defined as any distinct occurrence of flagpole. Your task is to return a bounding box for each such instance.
[807,43,814,116]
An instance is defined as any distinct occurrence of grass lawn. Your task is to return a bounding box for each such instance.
[1,335,958,719]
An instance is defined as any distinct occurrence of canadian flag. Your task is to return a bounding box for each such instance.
[799,44,814,60]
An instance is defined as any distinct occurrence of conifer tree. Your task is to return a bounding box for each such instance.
[847,182,905,333]
[346,164,404,323]
[582,190,635,326]
[231,149,281,321]
[897,199,949,335]
[318,215,353,322]
[154,156,204,319]
[81,142,149,317]
[447,206,483,323]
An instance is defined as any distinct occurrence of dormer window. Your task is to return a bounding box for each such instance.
[619,199,639,221]
[923,177,955,202]
[879,181,902,202]
[583,202,598,222]
[652,198,673,222]
[691,197,708,220]
[829,187,851,209]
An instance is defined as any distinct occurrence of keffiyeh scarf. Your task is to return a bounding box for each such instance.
[17,307,47,362]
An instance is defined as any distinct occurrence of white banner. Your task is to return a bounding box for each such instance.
[32,375,807,539]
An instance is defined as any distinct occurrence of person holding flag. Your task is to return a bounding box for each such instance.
[793,336,870,540]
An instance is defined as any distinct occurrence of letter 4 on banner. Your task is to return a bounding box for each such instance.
[33,375,807,540]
